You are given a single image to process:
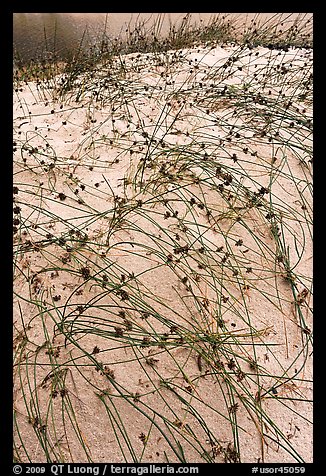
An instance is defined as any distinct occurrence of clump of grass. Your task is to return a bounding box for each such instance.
[13,13,312,464]
[14,13,312,90]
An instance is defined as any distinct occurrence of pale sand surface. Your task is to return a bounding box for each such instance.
[13,44,312,463]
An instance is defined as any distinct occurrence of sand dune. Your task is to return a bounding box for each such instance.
[13,42,313,463]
